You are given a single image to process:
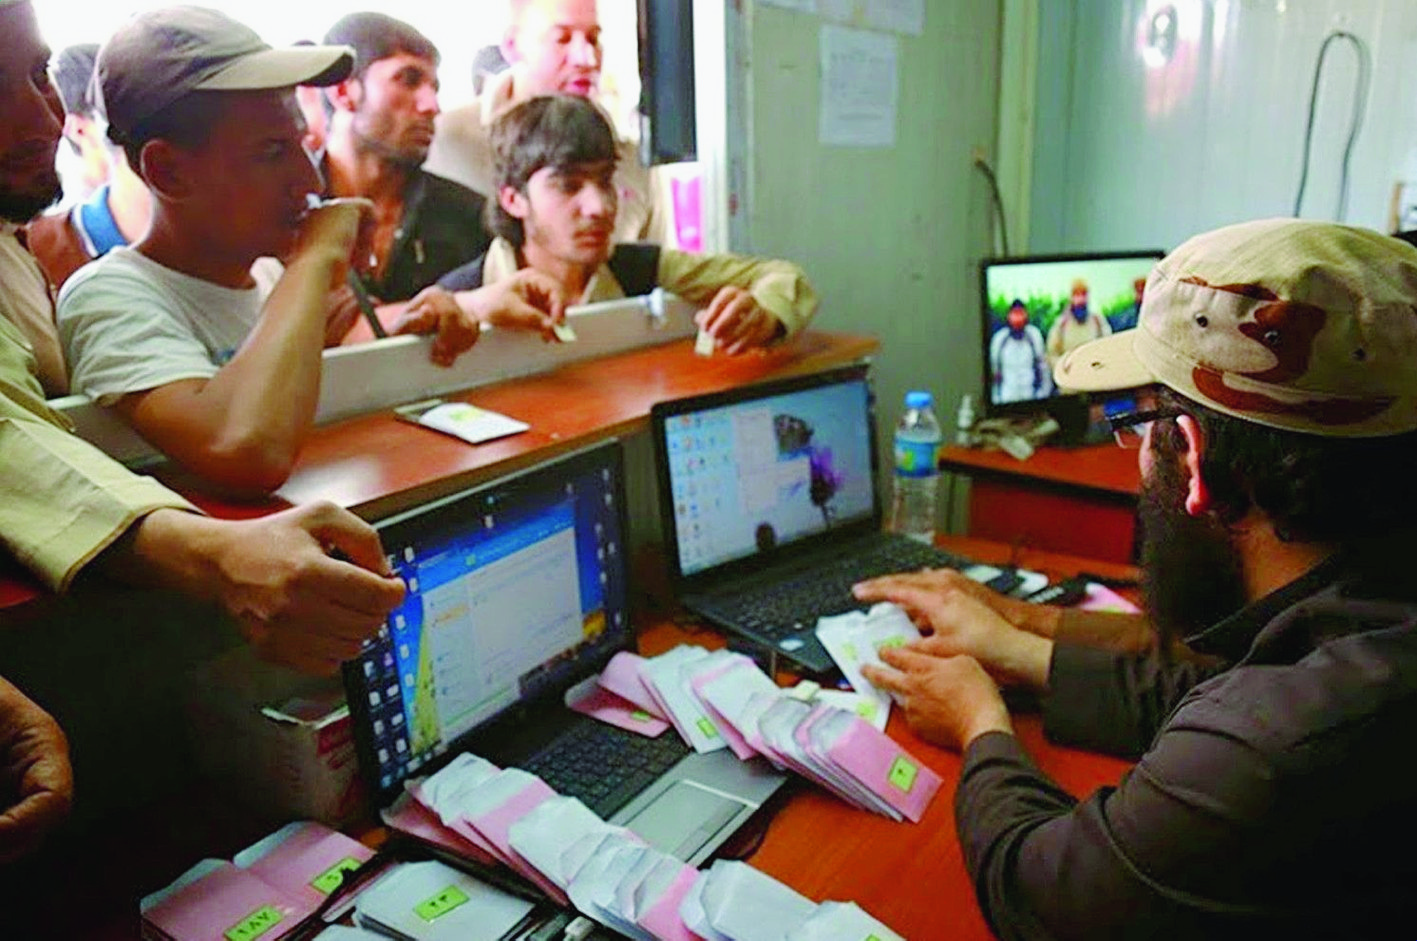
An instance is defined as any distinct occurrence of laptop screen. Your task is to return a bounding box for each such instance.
[344,442,631,805]
[656,369,877,578]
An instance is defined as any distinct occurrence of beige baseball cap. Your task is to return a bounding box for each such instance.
[96,6,352,142]
[1054,218,1417,437]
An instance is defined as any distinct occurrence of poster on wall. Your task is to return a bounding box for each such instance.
[819,0,925,36]
[818,25,900,148]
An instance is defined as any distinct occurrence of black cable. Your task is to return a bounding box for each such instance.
[1292,31,1371,220]
[973,157,1011,257]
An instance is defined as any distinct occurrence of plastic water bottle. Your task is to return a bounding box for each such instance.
[891,391,943,544]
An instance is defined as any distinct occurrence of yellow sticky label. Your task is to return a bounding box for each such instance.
[888,756,917,793]
[414,885,469,922]
[444,405,486,424]
[696,717,719,738]
[310,856,364,895]
[224,905,283,941]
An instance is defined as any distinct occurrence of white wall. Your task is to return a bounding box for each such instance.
[1029,0,1417,253]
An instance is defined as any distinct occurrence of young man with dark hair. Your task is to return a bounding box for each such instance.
[321,13,494,306]
[57,8,562,494]
[25,42,153,294]
[438,95,818,354]
[0,0,406,862]
[424,0,670,245]
[858,218,1417,938]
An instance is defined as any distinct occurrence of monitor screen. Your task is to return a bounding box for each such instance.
[658,373,877,578]
[344,443,631,802]
[981,251,1163,413]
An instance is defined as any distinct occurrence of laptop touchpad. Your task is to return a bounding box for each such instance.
[621,780,749,860]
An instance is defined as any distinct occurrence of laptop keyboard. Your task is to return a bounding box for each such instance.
[707,539,968,640]
[521,720,691,818]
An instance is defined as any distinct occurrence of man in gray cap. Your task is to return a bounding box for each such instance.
[57,7,562,494]
[858,219,1417,937]
[0,0,407,863]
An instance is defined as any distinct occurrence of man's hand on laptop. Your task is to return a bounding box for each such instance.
[853,572,1053,690]
[855,568,1064,639]
[111,503,406,675]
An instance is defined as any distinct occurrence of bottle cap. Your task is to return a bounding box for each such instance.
[905,391,933,410]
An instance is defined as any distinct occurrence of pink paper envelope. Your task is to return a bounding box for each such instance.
[382,791,501,868]
[598,651,667,718]
[237,821,375,909]
[1078,582,1142,613]
[826,716,943,823]
[796,708,896,818]
[407,780,507,863]
[637,864,706,941]
[569,682,672,737]
[467,778,571,905]
[689,660,758,760]
[144,861,313,941]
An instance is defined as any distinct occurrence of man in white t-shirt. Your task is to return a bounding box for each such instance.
[59,8,565,495]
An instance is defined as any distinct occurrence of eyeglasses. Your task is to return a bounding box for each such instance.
[1106,407,1181,448]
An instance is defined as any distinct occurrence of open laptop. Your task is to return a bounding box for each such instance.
[343,440,785,872]
[650,365,985,676]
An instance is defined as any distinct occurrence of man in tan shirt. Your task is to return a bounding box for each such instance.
[424,0,671,245]
[0,0,406,862]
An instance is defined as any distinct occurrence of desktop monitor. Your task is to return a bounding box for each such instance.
[979,250,1164,439]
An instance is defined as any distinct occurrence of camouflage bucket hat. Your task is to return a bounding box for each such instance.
[1054,218,1417,437]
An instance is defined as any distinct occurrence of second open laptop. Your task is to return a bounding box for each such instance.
[343,440,785,873]
[649,365,973,676]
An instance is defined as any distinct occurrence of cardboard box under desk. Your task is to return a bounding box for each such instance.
[183,647,365,828]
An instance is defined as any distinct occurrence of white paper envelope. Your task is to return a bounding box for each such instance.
[679,650,754,755]
[353,860,534,941]
[611,846,666,923]
[643,647,726,753]
[507,796,610,889]
[815,603,920,712]
[678,870,733,941]
[786,901,906,941]
[567,843,656,941]
[559,830,646,901]
[700,861,819,941]
[415,753,500,821]
[698,659,780,747]
[812,689,889,732]
[415,402,530,445]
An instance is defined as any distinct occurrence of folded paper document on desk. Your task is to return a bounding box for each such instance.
[391,754,906,941]
[141,821,377,941]
[571,644,942,823]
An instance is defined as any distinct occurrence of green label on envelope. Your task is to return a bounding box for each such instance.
[632,710,652,722]
[224,905,283,941]
[697,717,719,738]
[879,636,906,650]
[415,885,469,922]
[888,756,918,793]
[310,856,364,895]
[855,701,878,720]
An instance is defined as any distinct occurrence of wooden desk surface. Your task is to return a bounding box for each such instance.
[223,329,877,520]
[4,537,1133,939]
[940,442,1141,499]
[1,331,877,608]
[638,535,1134,941]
